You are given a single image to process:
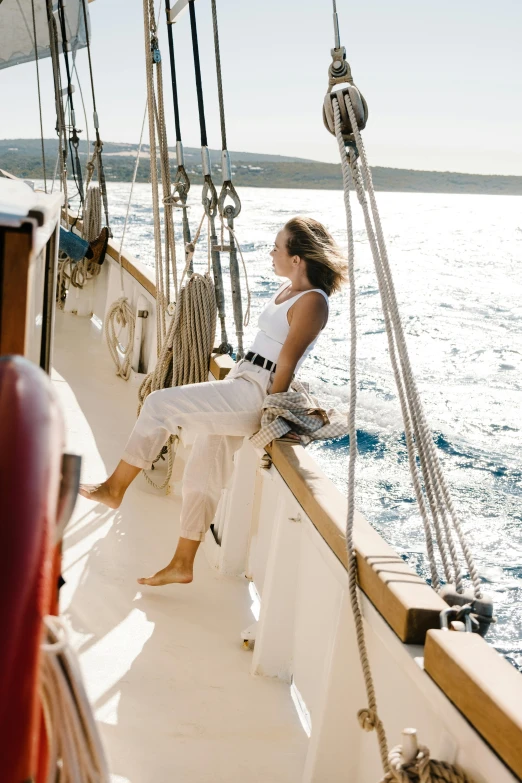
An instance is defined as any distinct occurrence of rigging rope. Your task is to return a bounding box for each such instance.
[210,0,246,359]
[164,0,193,274]
[334,88,477,783]
[80,0,111,232]
[328,9,479,778]
[143,0,179,354]
[57,0,85,206]
[30,0,47,191]
[210,0,227,152]
[187,0,231,355]
[45,0,68,207]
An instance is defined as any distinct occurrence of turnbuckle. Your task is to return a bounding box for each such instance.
[440,605,474,633]
[202,175,218,218]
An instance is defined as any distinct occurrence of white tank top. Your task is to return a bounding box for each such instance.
[248,282,329,371]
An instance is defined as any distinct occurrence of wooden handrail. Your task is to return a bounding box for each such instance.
[425,630,522,780]
[65,211,156,298]
[267,440,446,644]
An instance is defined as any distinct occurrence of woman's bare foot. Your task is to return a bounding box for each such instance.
[79,482,123,509]
[137,561,193,586]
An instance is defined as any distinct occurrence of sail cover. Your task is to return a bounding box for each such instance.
[0,0,89,71]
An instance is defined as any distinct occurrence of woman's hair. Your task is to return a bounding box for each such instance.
[284,217,348,295]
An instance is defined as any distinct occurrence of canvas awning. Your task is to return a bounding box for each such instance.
[0,0,89,71]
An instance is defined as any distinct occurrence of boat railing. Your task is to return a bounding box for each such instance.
[65,218,522,782]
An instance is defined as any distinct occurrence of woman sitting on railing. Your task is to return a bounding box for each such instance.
[80,217,347,585]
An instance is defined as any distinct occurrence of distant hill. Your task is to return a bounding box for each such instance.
[2,138,522,195]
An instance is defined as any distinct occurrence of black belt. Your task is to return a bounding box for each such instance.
[245,351,277,373]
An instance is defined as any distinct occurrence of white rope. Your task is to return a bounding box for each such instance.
[143,0,178,355]
[333,91,477,783]
[40,615,110,783]
[334,97,390,774]
[341,90,481,598]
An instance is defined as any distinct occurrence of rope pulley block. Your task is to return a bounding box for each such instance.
[439,584,496,637]
[323,43,368,143]
[324,82,368,143]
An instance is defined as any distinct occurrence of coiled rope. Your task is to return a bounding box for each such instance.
[381,743,474,783]
[104,105,148,379]
[57,182,103,301]
[105,297,136,381]
[83,184,103,242]
[138,217,217,490]
[40,616,110,783]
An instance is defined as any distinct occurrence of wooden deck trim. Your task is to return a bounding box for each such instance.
[65,212,156,298]
[104,241,156,299]
[425,630,522,779]
[267,440,446,644]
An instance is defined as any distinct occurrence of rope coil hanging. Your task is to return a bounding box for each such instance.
[104,105,149,379]
[40,616,110,782]
[327,4,480,781]
[83,184,103,242]
[138,217,217,490]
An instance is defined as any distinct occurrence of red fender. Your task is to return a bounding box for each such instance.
[0,356,64,783]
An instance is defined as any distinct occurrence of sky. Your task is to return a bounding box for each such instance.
[1,0,522,175]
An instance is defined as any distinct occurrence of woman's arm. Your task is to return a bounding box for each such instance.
[269,292,328,394]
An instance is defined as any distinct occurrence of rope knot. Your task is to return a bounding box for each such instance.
[357,707,377,732]
[385,744,433,783]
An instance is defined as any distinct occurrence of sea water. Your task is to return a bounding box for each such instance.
[99,183,522,667]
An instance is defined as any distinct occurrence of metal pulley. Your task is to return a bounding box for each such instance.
[323,41,368,142]
[323,83,368,142]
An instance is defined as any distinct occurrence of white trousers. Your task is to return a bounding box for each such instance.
[122,361,273,541]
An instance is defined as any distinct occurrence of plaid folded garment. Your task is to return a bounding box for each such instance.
[250,378,349,449]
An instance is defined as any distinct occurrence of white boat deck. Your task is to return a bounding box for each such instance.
[52,310,306,783]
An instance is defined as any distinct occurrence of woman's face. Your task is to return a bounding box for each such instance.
[270,229,295,278]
